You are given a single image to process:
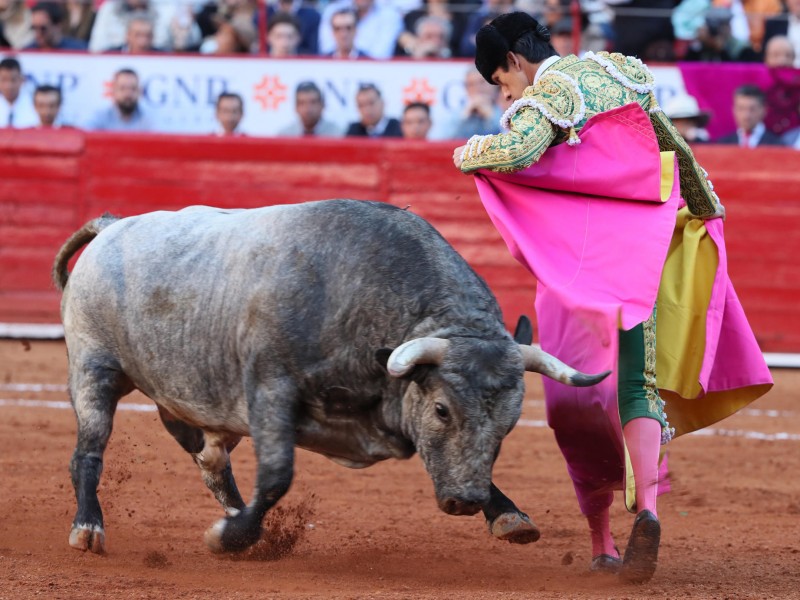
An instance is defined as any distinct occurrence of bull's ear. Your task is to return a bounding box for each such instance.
[375,348,394,372]
[513,315,533,345]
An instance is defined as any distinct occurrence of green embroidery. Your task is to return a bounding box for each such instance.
[460,54,721,217]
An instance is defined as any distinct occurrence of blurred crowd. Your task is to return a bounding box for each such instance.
[4,0,800,147]
[4,52,800,147]
[3,0,800,64]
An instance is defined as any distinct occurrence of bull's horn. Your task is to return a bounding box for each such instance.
[387,337,450,377]
[519,344,611,387]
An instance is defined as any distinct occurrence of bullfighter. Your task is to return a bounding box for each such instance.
[452,12,773,583]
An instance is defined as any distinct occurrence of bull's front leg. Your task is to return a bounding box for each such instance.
[204,377,296,553]
[482,483,541,544]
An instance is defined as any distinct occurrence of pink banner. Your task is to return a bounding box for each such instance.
[678,62,800,140]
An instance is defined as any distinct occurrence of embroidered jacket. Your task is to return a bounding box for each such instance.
[460,52,721,218]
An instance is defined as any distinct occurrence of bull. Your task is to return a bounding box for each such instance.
[52,200,608,555]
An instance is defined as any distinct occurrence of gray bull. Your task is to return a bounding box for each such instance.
[53,200,608,555]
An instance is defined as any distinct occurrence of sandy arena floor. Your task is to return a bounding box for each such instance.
[0,339,798,599]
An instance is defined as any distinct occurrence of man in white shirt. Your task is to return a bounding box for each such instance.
[85,68,154,132]
[33,84,66,128]
[279,81,342,137]
[0,57,39,128]
[318,0,402,59]
[214,92,244,136]
[326,7,369,59]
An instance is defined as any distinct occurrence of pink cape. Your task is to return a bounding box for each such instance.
[473,103,773,514]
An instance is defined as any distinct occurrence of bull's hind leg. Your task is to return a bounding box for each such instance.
[157,407,246,515]
[204,377,297,553]
[483,483,541,544]
[68,353,133,554]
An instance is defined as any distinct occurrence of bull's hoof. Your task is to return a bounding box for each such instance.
[204,515,261,554]
[489,511,541,544]
[69,524,106,554]
[204,519,228,553]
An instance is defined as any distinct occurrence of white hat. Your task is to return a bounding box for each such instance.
[662,93,711,126]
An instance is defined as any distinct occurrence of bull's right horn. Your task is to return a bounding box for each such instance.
[386,337,450,378]
[519,344,611,387]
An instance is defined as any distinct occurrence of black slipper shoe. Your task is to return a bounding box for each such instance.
[590,553,623,574]
[620,509,661,583]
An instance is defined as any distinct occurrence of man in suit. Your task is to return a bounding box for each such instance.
[0,57,38,128]
[716,84,784,146]
[346,83,402,138]
[32,84,66,128]
[214,92,244,136]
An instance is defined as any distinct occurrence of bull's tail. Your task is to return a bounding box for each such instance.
[52,213,120,292]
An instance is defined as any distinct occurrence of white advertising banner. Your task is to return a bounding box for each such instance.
[8,51,684,139]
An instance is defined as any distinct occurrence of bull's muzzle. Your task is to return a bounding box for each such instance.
[437,494,487,516]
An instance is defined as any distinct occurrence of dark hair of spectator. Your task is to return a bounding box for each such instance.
[31,1,66,26]
[115,68,138,79]
[35,84,62,104]
[357,82,381,98]
[404,102,430,117]
[0,58,22,73]
[268,13,301,34]
[296,81,323,103]
[735,84,766,105]
[216,92,243,110]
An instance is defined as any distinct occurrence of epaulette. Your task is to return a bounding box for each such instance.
[584,51,661,113]
[499,70,586,146]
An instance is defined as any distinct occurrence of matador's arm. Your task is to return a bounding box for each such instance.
[459,72,583,173]
[459,106,560,173]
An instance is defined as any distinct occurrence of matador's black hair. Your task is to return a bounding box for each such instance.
[474,12,558,85]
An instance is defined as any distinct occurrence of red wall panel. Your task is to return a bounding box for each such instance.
[0,130,798,351]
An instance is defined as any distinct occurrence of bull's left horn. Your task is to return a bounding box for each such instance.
[519,344,610,387]
[387,337,450,377]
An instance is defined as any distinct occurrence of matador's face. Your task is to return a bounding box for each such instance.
[490,53,534,103]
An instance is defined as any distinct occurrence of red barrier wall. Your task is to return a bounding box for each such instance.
[1,130,798,351]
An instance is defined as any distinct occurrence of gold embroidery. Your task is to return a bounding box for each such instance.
[460,106,558,172]
[461,65,584,172]
[596,51,655,91]
[524,71,584,126]
[651,111,719,217]
[642,307,660,414]
[461,52,723,217]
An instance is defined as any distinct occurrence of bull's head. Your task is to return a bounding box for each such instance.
[377,335,609,516]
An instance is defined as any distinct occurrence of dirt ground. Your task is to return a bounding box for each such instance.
[0,339,798,600]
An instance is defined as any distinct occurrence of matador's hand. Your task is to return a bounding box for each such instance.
[453,145,465,169]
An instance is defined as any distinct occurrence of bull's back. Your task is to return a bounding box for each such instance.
[62,200,499,414]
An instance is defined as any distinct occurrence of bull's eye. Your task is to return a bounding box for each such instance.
[434,402,450,422]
